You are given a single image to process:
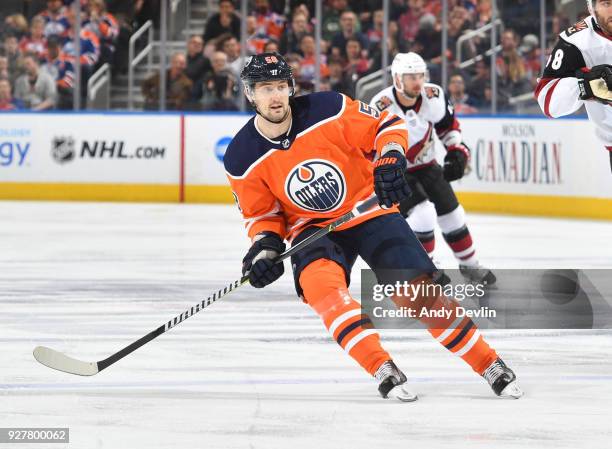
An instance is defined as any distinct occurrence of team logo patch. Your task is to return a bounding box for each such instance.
[285,159,346,212]
[375,96,392,112]
[566,20,587,36]
[424,86,440,99]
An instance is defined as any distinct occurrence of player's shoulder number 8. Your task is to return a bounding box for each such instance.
[547,49,564,70]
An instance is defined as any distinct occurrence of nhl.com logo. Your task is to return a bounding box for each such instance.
[51,136,76,164]
[285,159,346,212]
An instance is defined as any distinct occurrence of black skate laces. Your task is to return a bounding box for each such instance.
[483,361,505,385]
[374,361,396,381]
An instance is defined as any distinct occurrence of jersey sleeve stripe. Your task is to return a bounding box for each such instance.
[544,78,562,118]
[376,116,403,136]
[534,78,552,99]
[373,124,407,148]
[244,204,282,233]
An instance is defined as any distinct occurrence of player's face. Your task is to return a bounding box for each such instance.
[400,73,425,98]
[252,80,291,124]
[595,0,612,35]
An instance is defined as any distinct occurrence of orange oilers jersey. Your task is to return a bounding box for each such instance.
[224,91,408,241]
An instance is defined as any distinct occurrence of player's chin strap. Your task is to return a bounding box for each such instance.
[33,196,381,376]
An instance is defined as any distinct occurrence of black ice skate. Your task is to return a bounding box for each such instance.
[375,360,418,402]
[459,264,497,286]
[482,358,523,399]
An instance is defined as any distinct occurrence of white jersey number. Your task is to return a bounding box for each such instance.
[548,49,565,70]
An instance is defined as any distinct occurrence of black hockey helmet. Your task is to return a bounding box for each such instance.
[240,52,295,97]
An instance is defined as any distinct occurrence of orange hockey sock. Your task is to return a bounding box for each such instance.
[300,259,390,375]
[392,276,497,375]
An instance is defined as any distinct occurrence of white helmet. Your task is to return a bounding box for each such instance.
[391,52,428,92]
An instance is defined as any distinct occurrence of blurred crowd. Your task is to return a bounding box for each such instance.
[1,0,587,113]
[0,0,159,110]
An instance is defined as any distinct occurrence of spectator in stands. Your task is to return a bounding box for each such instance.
[263,39,279,54]
[284,52,310,95]
[0,79,25,110]
[253,0,286,42]
[39,0,71,41]
[342,37,371,97]
[199,50,238,111]
[299,34,330,83]
[203,0,241,42]
[4,14,29,40]
[63,5,101,73]
[398,0,426,49]
[185,35,211,84]
[2,34,23,85]
[327,56,351,95]
[279,9,311,55]
[14,55,57,110]
[216,33,243,79]
[84,0,119,66]
[447,5,473,64]
[474,0,492,28]
[447,72,478,114]
[246,15,269,55]
[0,56,9,81]
[365,9,385,52]
[548,12,570,49]
[466,58,490,107]
[412,14,442,62]
[19,16,48,61]
[331,11,369,59]
[348,0,382,27]
[369,33,401,73]
[496,29,530,106]
[519,33,541,88]
[42,35,75,109]
[142,52,193,110]
[322,0,348,42]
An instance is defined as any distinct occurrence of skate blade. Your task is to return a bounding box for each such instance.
[388,384,418,402]
[499,381,524,399]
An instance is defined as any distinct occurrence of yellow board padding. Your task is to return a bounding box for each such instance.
[456,192,612,220]
[184,185,234,204]
[0,182,179,202]
[1,182,611,220]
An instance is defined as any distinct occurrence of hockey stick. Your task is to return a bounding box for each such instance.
[33,196,380,376]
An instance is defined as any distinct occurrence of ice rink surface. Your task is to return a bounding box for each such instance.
[1,201,611,449]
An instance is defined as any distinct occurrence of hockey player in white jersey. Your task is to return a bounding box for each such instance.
[535,0,612,171]
[370,52,495,285]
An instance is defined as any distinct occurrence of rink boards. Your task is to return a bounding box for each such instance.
[1,111,611,219]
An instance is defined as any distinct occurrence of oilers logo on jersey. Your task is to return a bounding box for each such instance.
[285,160,346,212]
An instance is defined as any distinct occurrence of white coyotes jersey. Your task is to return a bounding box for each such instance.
[535,16,612,148]
[370,83,460,169]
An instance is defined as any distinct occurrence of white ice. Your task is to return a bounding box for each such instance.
[1,201,611,449]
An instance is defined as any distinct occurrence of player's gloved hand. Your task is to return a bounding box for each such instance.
[443,143,470,181]
[242,232,286,288]
[373,145,411,208]
[576,65,612,105]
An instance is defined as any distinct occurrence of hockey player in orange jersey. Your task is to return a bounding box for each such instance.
[224,53,523,400]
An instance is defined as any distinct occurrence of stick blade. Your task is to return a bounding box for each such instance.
[33,346,99,376]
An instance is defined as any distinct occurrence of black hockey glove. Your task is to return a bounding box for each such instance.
[443,143,470,181]
[373,148,411,208]
[242,232,286,288]
[576,65,612,105]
